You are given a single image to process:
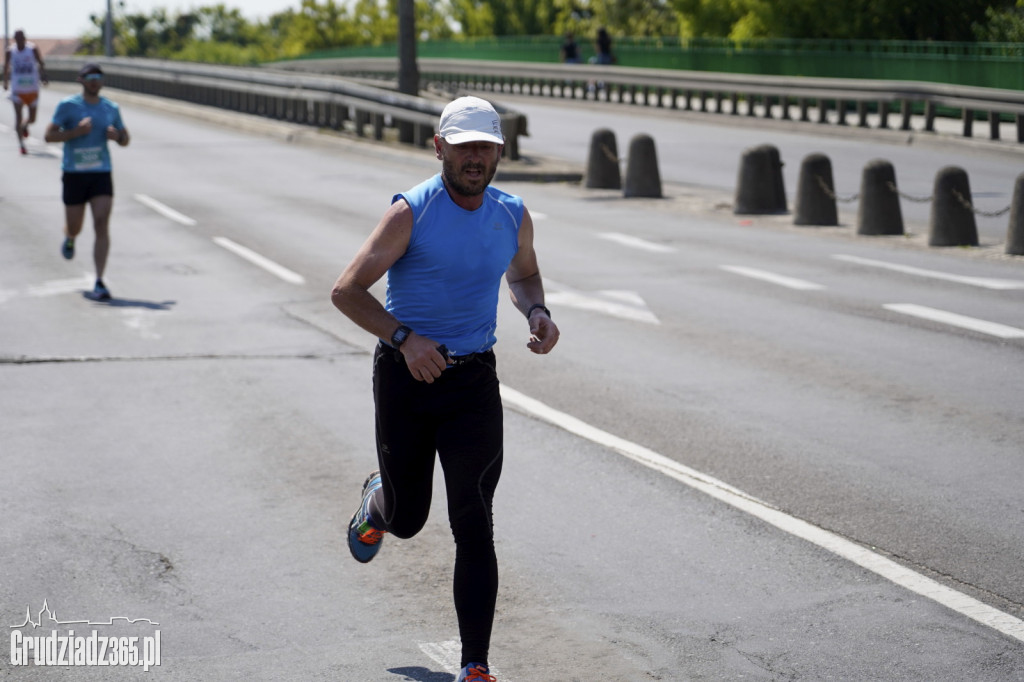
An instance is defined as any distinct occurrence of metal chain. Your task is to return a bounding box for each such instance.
[600,142,622,164]
[952,188,1011,218]
[886,180,931,203]
[815,174,858,203]
[813,179,1011,217]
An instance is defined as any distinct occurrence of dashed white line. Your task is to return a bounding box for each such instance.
[834,254,1024,290]
[721,265,825,291]
[499,385,1024,645]
[134,194,198,226]
[884,303,1024,339]
[212,236,306,285]
[598,232,676,253]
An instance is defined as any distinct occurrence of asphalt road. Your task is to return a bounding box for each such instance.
[1,83,1022,681]
[501,92,1024,244]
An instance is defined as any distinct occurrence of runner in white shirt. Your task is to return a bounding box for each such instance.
[3,29,48,155]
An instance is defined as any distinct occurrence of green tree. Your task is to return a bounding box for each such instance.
[669,0,1013,41]
[973,1,1024,41]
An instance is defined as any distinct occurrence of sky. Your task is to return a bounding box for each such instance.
[3,0,299,38]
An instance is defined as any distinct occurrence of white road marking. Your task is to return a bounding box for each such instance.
[598,232,676,253]
[24,275,94,298]
[834,254,1024,290]
[212,236,306,285]
[121,309,161,339]
[884,303,1024,339]
[418,640,505,679]
[721,265,825,291]
[0,276,93,304]
[1,123,61,156]
[544,280,660,324]
[500,385,1024,645]
[134,194,198,226]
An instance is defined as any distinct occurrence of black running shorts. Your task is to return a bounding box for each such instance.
[62,172,114,206]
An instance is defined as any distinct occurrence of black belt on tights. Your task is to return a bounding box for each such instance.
[378,341,490,366]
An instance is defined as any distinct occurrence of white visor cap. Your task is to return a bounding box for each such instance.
[438,96,505,145]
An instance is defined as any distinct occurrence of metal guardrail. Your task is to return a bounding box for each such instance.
[286,57,1024,145]
[43,57,529,159]
[45,56,1024,149]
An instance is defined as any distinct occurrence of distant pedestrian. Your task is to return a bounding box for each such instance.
[560,32,581,64]
[3,29,48,155]
[45,63,130,301]
[593,27,615,65]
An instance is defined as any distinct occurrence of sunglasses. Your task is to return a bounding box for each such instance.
[83,73,103,81]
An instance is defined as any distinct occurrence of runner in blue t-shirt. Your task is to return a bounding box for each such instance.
[44,63,130,300]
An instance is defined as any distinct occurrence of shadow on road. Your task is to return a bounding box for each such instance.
[82,292,177,310]
[387,666,455,682]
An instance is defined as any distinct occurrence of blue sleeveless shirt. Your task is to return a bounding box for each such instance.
[387,174,523,355]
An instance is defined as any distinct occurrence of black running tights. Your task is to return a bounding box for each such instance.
[371,343,503,667]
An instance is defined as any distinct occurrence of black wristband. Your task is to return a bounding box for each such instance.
[526,303,551,320]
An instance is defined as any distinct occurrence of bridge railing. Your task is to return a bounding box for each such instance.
[286,57,1024,145]
[43,56,529,159]
[45,56,1024,148]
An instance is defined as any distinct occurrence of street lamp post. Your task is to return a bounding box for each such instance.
[104,0,113,56]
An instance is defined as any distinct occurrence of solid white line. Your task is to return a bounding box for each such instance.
[212,237,306,285]
[884,303,1024,339]
[134,194,198,226]
[598,232,676,253]
[834,254,1024,290]
[500,385,1024,644]
[721,265,825,291]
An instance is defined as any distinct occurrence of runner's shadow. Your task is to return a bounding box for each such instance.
[82,292,177,310]
[387,666,454,681]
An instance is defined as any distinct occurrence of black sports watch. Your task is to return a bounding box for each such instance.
[527,303,551,320]
[390,324,413,349]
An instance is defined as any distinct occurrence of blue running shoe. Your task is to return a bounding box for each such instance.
[348,470,385,563]
[457,663,496,682]
[93,279,111,301]
[61,237,75,260]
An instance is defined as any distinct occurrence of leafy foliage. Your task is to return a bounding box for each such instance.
[79,0,1022,64]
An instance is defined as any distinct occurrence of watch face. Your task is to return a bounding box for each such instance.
[392,326,410,347]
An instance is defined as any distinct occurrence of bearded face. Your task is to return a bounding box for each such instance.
[438,140,502,198]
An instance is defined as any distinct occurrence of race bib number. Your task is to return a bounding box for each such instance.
[72,146,104,171]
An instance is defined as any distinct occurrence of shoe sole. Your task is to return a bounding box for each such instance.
[347,471,382,563]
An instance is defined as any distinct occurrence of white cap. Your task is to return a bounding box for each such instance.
[438,96,504,145]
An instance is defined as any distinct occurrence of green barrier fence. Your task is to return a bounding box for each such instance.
[297,36,1024,91]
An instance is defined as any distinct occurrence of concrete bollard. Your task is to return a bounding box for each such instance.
[929,166,978,247]
[584,128,621,190]
[857,159,904,236]
[794,153,838,226]
[1006,171,1024,255]
[623,134,662,198]
[734,144,786,214]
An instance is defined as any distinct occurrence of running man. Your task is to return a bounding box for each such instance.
[45,63,130,301]
[331,96,559,682]
[3,29,48,155]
